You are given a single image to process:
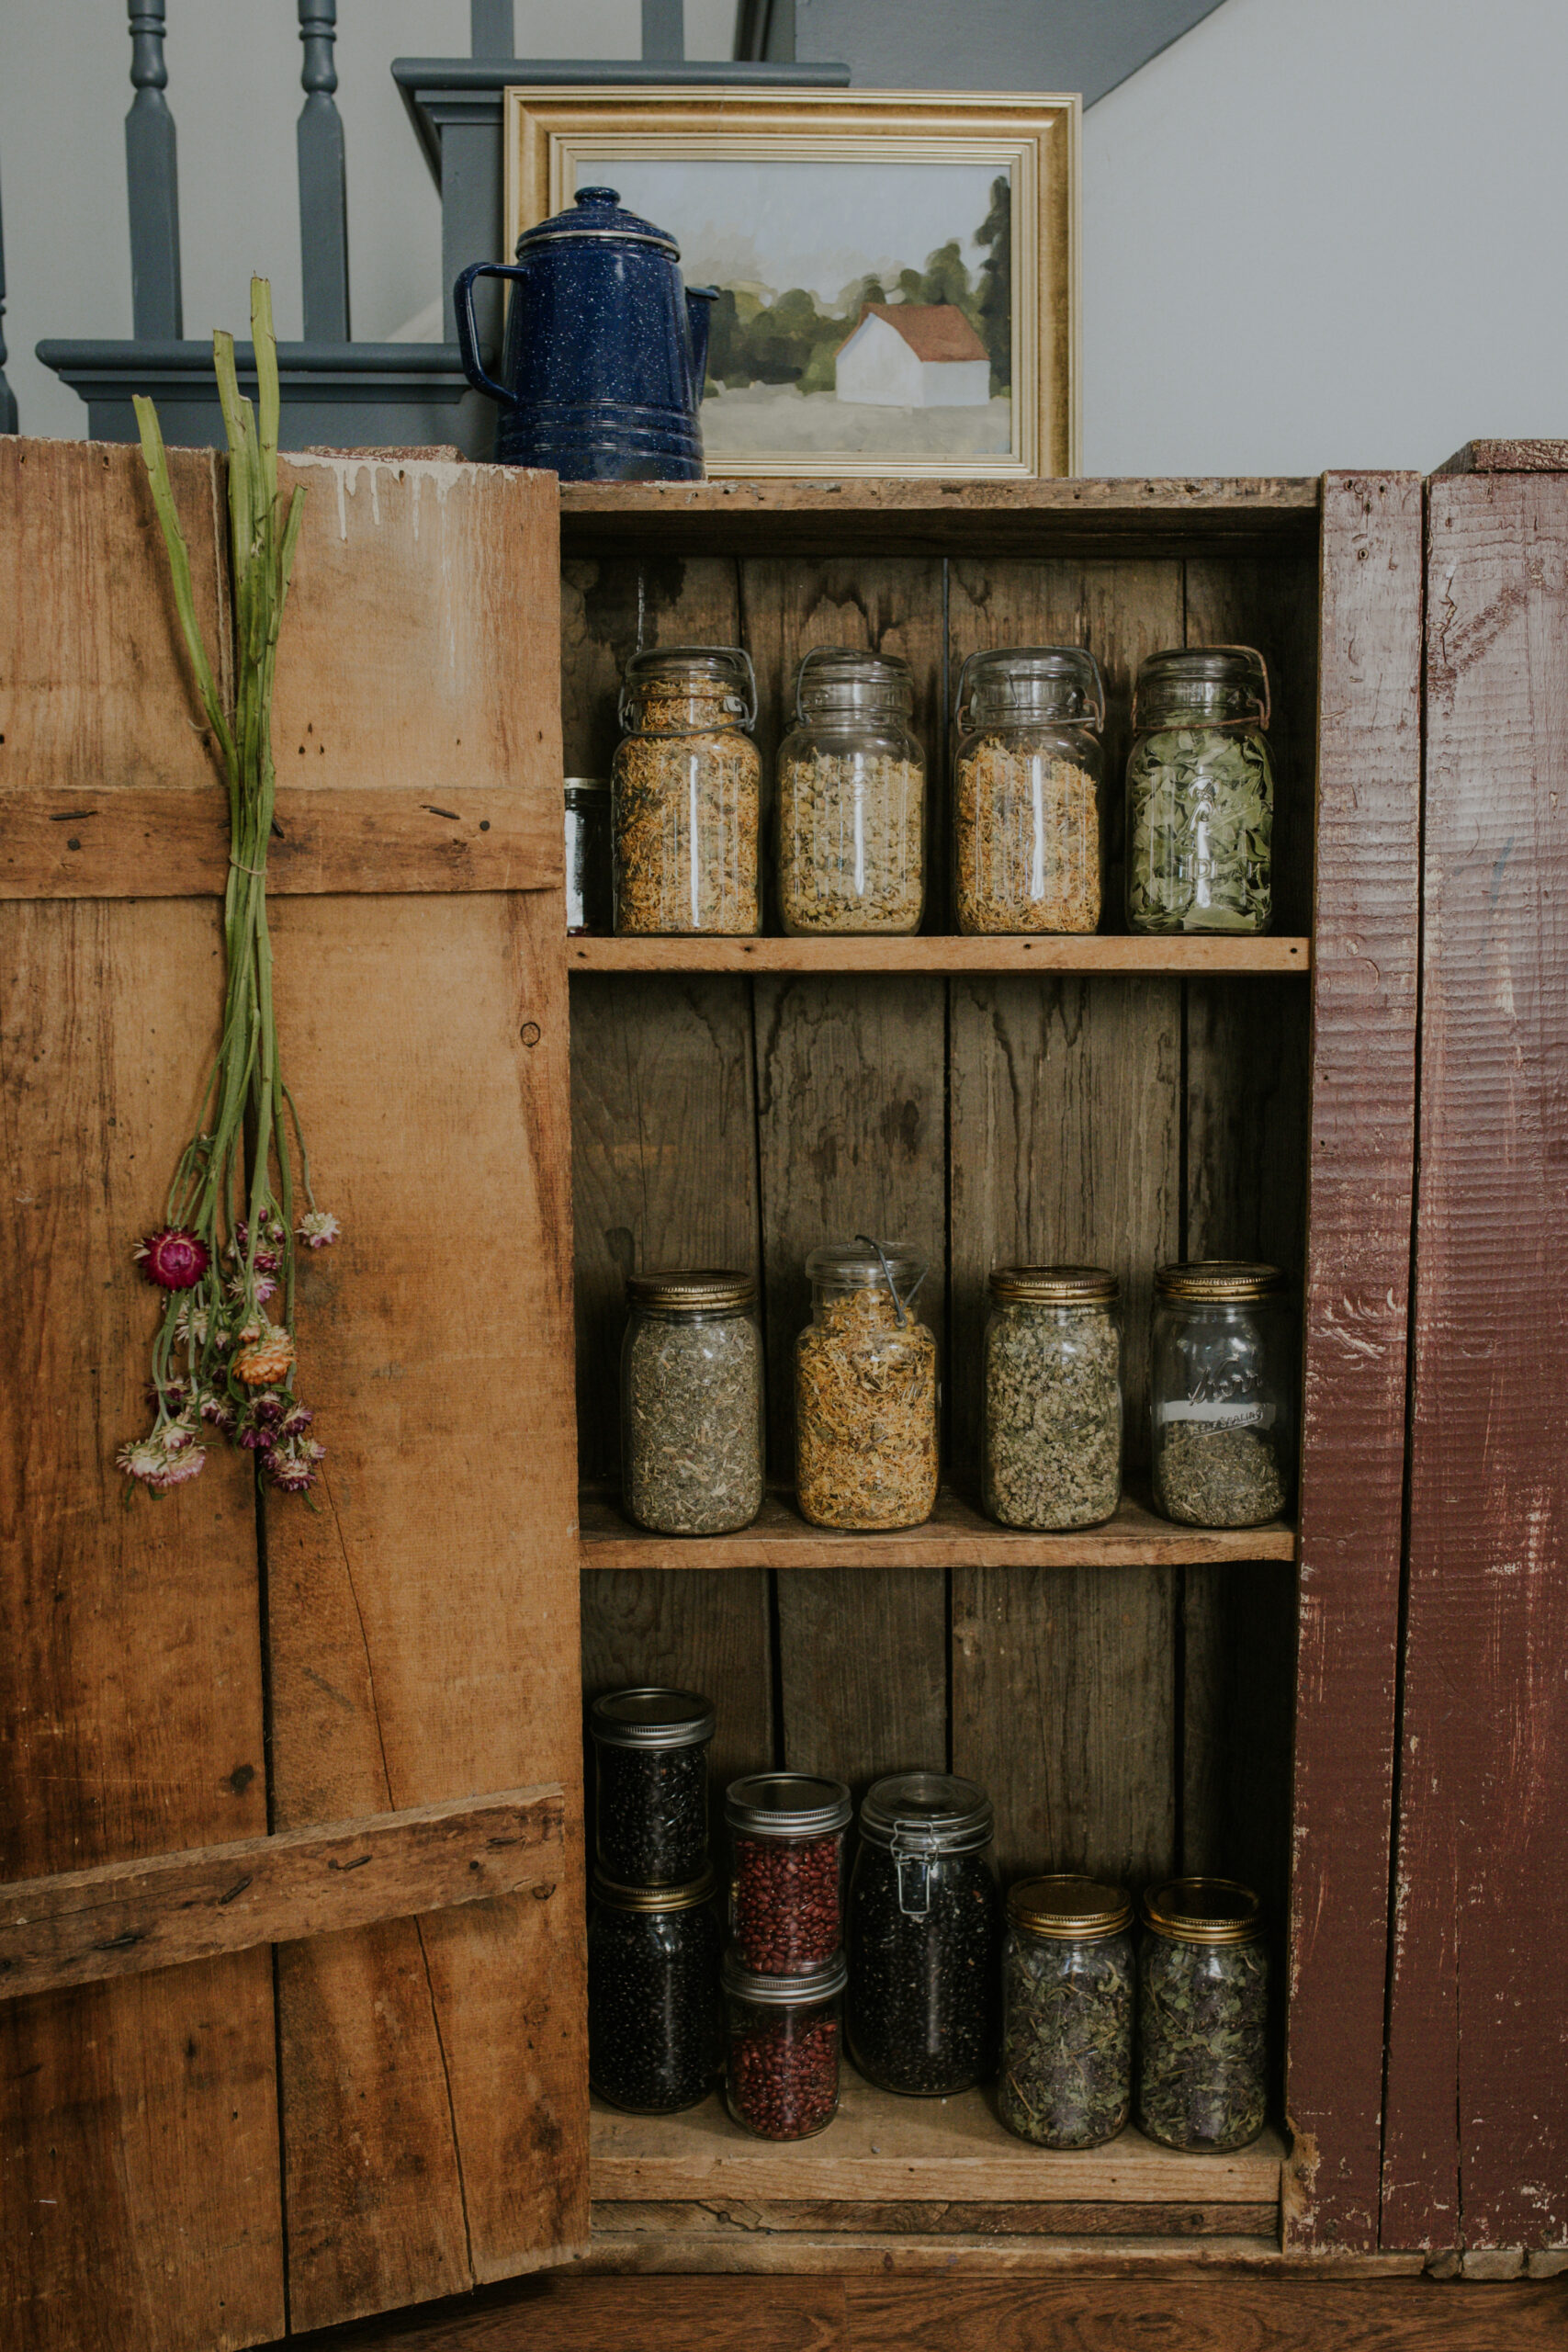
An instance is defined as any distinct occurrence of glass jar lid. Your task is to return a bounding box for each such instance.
[589,1686,716,1748]
[592,1867,716,1913]
[619,646,757,731]
[793,645,913,721]
[1155,1260,1285,1302]
[956,646,1105,731]
[1132,645,1270,731]
[806,1239,927,1289]
[724,1771,852,1838]
[516,185,679,258]
[859,1770,994,1854]
[626,1268,756,1312]
[1142,1875,1263,1947]
[989,1263,1119,1305]
[721,1949,849,2004]
[564,775,609,800]
[1008,1873,1134,1939]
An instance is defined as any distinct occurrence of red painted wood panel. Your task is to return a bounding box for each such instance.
[1383,473,1568,2251]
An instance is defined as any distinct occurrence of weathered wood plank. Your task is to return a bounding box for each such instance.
[580,2238,1431,2280]
[592,2197,1280,2238]
[0,1786,565,2002]
[1435,438,1568,475]
[570,935,1311,974]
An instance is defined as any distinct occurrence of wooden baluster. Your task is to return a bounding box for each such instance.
[469,0,514,53]
[0,162,17,434]
[641,0,685,60]
[298,1,350,342]
[126,2,182,339]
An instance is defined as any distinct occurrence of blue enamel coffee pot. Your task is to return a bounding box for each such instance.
[455,187,716,480]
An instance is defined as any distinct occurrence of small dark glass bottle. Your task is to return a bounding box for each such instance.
[588,1869,721,2114]
[589,1686,715,1886]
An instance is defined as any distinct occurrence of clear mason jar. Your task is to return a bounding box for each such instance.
[998,1874,1134,2148]
[612,646,761,935]
[953,647,1106,934]
[723,1950,848,2140]
[983,1265,1122,1531]
[777,647,926,934]
[621,1269,764,1535]
[1150,1261,1292,1527]
[1137,1877,1269,2152]
[846,1771,1002,2098]
[726,1771,852,1974]
[795,1239,939,1530]
[588,1868,721,2114]
[589,1686,715,1886]
[1125,646,1274,934]
[564,776,612,934]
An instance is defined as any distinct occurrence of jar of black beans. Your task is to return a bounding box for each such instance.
[589,1687,716,1886]
[589,1870,722,2114]
[846,1771,1003,2097]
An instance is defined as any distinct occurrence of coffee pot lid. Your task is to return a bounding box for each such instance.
[514,185,680,259]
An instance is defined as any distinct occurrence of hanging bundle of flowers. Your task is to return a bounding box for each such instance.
[118,279,338,1500]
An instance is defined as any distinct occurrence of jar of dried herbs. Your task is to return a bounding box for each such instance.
[613,647,761,934]
[953,647,1106,934]
[1150,1262,1292,1528]
[723,1950,847,2140]
[589,1686,715,1886]
[795,1239,938,1531]
[846,1772,1002,2098]
[1125,647,1274,934]
[998,1875,1134,2149]
[1137,1877,1269,2152]
[983,1265,1122,1531]
[777,648,926,934]
[726,1772,852,1974]
[621,1269,764,1535]
[588,1868,721,2114]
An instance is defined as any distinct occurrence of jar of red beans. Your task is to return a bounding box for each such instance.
[723,1950,847,2140]
[725,1772,852,1973]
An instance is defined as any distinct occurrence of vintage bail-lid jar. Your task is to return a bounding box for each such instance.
[613,646,761,936]
[1137,1876,1269,2152]
[846,1771,1002,2098]
[983,1264,1122,1531]
[953,647,1106,934]
[998,1874,1134,2148]
[1150,1261,1292,1527]
[1125,646,1274,935]
[777,648,926,935]
[621,1269,764,1536]
[794,1238,939,1530]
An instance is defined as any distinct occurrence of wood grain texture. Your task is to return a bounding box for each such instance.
[1383,473,1568,2253]
[1435,438,1568,475]
[570,935,1311,974]
[591,2197,1279,2237]
[1281,477,1423,2256]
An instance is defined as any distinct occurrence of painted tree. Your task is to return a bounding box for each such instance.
[976,175,1012,395]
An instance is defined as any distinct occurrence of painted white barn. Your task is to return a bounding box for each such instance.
[834,303,992,407]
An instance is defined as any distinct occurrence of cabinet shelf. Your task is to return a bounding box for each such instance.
[578,1486,1296,1572]
[570,934,1310,978]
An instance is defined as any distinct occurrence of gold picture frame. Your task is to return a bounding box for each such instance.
[502,87,1079,480]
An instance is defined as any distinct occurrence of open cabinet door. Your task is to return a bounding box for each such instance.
[0,442,587,2349]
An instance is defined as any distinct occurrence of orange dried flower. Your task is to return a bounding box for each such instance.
[234,1327,297,1387]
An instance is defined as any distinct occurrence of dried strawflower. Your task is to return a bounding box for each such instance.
[135,1228,210,1291]
[297,1210,341,1250]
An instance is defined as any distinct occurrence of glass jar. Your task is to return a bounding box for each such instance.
[564,776,612,934]
[795,1239,938,1531]
[777,647,926,934]
[589,1686,715,1886]
[953,647,1105,934]
[846,1771,1002,2098]
[588,1868,721,2114]
[982,1265,1122,1531]
[621,1269,764,1536]
[998,1874,1134,2148]
[612,647,760,935]
[1125,646,1274,934]
[1150,1262,1292,1527]
[1138,1877,1269,2152]
[723,1950,847,2140]
[726,1772,852,1973]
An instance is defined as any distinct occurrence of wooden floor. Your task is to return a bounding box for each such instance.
[286,2270,1567,2352]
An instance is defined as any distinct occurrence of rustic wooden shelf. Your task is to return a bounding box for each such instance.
[578,1487,1296,1571]
[569,934,1310,977]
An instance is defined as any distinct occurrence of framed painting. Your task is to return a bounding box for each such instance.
[502,88,1079,480]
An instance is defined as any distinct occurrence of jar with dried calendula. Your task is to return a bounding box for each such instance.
[795,1239,938,1530]
[953,647,1106,934]
[613,647,761,935]
[777,649,926,934]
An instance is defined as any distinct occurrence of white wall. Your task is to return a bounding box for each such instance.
[4,0,1565,469]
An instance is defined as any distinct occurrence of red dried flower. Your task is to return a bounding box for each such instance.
[135,1227,210,1291]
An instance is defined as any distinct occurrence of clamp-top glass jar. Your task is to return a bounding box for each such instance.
[953,647,1106,934]
[1138,1877,1269,2152]
[1125,646,1274,934]
[589,1686,715,1885]
[998,1875,1134,2148]
[795,1240,938,1530]
[777,648,926,934]
[846,1771,1002,2098]
[613,647,760,935]
[1150,1261,1292,1528]
[588,1868,721,2114]
[983,1265,1122,1531]
[621,1269,764,1535]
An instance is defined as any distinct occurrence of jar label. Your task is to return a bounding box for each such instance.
[1157,1399,1276,1430]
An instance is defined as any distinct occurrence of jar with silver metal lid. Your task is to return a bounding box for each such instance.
[726,1771,852,1973]
[621,1269,764,1536]
[1126,646,1274,934]
[953,646,1106,934]
[564,777,612,934]
[846,1771,1002,2097]
[589,1868,721,2114]
[589,1686,716,1886]
[983,1265,1122,1531]
[795,1238,938,1531]
[1150,1261,1292,1528]
[723,1950,847,2139]
[777,648,926,934]
[1137,1877,1269,2152]
[613,647,760,935]
[998,1874,1134,2148]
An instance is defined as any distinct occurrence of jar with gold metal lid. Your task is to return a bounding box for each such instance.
[1150,1261,1292,1528]
[1125,646,1274,934]
[1137,1877,1269,2152]
[613,647,761,934]
[621,1269,764,1535]
[983,1265,1122,1530]
[998,1874,1134,2147]
[588,1867,722,2114]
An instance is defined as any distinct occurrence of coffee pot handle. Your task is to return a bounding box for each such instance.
[454,263,524,405]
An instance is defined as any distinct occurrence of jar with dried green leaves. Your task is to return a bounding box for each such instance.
[613,647,761,934]
[1137,1877,1269,2152]
[1125,646,1274,934]
[777,648,926,934]
[1150,1261,1292,1528]
[983,1265,1122,1531]
[795,1239,938,1531]
[998,1875,1134,2148]
[953,647,1105,934]
[621,1270,763,1535]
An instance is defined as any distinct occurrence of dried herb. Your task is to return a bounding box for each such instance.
[984,1302,1121,1531]
[589,1892,721,2115]
[614,684,761,934]
[1138,1934,1269,2152]
[1126,727,1273,934]
[846,1844,1002,2097]
[778,749,924,933]
[998,1929,1134,2149]
[593,1740,709,1886]
[955,737,1100,934]
[623,1307,763,1535]
[1154,1421,1286,1528]
[795,1286,938,1531]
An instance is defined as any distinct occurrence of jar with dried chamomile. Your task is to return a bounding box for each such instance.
[777,648,926,934]
[794,1238,938,1531]
[953,647,1106,933]
[612,647,761,934]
